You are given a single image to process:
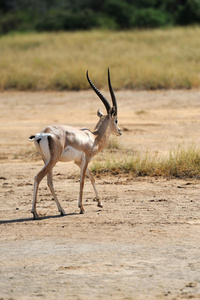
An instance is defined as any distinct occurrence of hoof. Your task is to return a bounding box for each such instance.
[79,208,85,214]
[94,197,103,208]
[97,202,103,208]
[32,212,39,219]
[60,209,66,216]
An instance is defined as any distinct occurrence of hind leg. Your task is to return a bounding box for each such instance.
[47,171,65,216]
[32,159,57,219]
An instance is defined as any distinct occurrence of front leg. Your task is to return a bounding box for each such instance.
[78,158,88,214]
[75,161,103,209]
[85,168,103,208]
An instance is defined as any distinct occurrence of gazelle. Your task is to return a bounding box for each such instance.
[29,69,122,219]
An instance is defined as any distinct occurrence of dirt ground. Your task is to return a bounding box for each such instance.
[1,89,200,300]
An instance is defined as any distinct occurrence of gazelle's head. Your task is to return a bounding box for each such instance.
[87,69,122,136]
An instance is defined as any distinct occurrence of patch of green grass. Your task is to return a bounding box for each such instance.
[91,145,200,178]
[1,27,200,90]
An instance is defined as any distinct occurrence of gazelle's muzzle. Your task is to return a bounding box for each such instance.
[117,127,122,136]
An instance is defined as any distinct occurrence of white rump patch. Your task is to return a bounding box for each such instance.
[34,133,52,161]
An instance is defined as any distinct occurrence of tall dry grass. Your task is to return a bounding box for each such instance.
[1,27,200,90]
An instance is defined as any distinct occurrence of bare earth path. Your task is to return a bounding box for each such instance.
[1,90,200,299]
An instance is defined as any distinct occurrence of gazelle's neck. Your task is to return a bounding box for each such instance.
[94,116,111,152]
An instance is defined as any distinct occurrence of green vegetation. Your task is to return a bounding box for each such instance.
[91,145,200,178]
[1,27,200,90]
[1,0,200,34]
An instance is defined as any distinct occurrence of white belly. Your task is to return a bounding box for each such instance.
[59,146,83,162]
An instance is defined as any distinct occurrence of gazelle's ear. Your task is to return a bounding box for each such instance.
[108,107,116,116]
[97,109,104,118]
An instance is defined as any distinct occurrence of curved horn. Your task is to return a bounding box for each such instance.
[108,68,117,116]
[86,70,111,114]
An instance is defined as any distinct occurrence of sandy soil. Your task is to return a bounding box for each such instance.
[1,90,200,299]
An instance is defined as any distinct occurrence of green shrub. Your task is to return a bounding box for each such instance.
[64,9,98,30]
[97,15,118,30]
[130,8,170,29]
[0,13,21,34]
[176,0,200,25]
[2,0,200,33]
[36,9,98,31]
[103,0,132,29]
[36,10,67,31]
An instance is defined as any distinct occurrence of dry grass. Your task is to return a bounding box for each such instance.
[106,136,124,150]
[1,27,200,90]
[13,146,40,161]
[91,145,200,178]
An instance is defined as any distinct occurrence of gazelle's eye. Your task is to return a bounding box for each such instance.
[115,119,118,124]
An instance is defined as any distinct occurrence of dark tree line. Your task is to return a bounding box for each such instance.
[0,0,200,34]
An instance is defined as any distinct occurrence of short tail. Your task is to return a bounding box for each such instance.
[29,135,35,141]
